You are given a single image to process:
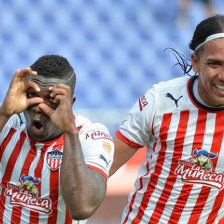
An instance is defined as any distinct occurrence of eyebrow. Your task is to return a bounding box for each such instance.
[206,58,223,62]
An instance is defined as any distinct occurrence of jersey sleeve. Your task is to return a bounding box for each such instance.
[117,88,156,147]
[78,123,114,179]
[0,113,24,144]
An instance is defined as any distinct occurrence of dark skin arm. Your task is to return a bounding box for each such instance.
[39,84,107,220]
[0,68,43,132]
[109,135,138,177]
[62,130,106,220]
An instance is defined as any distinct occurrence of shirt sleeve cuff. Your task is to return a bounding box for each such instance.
[87,164,108,180]
[116,130,143,148]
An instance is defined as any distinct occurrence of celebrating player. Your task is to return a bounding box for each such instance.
[110,14,224,223]
[0,55,114,224]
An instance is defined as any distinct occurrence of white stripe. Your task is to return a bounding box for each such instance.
[161,110,198,222]
[10,138,31,182]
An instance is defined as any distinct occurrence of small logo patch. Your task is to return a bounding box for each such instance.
[139,95,148,111]
[103,141,112,153]
[99,154,110,166]
[166,93,183,107]
[19,175,40,197]
[46,148,63,170]
[85,130,113,141]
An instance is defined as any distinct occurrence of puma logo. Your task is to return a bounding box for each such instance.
[17,113,24,126]
[99,155,110,166]
[166,93,183,107]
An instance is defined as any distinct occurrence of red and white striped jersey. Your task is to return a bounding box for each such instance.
[0,113,114,224]
[117,75,224,224]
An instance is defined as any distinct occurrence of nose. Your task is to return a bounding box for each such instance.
[31,104,42,114]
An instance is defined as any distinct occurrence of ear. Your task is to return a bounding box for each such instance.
[191,53,200,73]
[71,96,76,105]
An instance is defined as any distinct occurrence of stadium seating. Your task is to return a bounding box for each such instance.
[0,0,223,111]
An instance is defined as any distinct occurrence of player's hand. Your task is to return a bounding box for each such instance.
[0,68,44,117]
[38,84,75,133]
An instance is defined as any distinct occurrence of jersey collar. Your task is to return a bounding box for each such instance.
[187,75,224,112]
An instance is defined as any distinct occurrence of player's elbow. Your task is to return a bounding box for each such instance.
[69,206,96,220]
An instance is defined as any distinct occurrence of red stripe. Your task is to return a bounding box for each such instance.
[0,128,16,162]
[122,162,150,224]
[148,110,190,223]
[131,113,172,223]
[47,146,64,223]
[122,116,156,223]
[207,189,224,223]
[65,208,73,224]
[168,111,207,223]
[139,98,143,111]
[188,112,224,223]
[116,130,143,148]
[0,131,26,223]
[11,147,37,224]
[205,113,224,224]
[29,145,46,224]
[47,168,60,224]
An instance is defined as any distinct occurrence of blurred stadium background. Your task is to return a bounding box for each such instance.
[1,0,224,223]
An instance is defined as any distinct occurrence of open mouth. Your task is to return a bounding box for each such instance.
[32,121,44,135]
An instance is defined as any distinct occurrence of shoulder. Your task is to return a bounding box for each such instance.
[74,114,111,138]
[151,76,190,93]
[4,113,26,130]
[141,76,192,114]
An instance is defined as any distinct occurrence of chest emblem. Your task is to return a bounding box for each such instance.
[46,148,63,170]
[174,149,224,189]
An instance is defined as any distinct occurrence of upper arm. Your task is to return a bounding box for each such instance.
[109,135,138,176]
[79,122,114,178]
[109,90,156,176]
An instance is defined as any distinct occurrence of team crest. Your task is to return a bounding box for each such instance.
[46,148,63,170]
[174,149,224,189]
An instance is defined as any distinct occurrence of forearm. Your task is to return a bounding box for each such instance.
[60,130,105,220]
[0,105,10,132]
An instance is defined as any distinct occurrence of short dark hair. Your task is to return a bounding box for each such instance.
[189,14,224,53]
[30,55,76,94]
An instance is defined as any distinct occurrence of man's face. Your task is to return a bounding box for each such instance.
[192,38,224,107]
[24,77,64,141]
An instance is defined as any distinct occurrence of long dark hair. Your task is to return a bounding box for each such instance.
[167,14,224,76]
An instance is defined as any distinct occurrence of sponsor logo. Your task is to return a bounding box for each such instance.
[5,183,52,214]
[17,113,25,126]
[139,95,148,111]
[174,149,223,189]
[99,154,110,166]
[85,130,113,141]
[103,141,112,153]
[46,148,63,170]
[20,175,40,197]
[166,93,183,107]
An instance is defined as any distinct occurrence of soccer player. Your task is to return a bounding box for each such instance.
[110,14,224,223]
[0,55,114,224]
